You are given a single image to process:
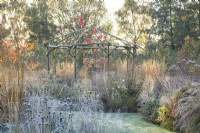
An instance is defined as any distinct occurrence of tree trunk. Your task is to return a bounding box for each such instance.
[169,0,174,50]
[198,0,200,36]
[0,15,3,61]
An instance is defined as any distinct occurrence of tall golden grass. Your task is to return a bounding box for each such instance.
[137,59,166,90]
[56,62,74,82]
[141,59,166,80]
[0,61,24,124]
[0,41,25,124]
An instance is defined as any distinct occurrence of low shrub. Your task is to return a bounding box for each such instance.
[156,105,174,130]
[141,99,159,124]
[157,89,183,131]
[146,81,200,132]
[112,83,141,112]
[141,84,184,131]
[100,74,141,112]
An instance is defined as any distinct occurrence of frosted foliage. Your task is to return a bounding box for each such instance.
[6,95,122,133]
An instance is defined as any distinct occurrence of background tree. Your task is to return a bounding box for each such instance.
[0,0,32,64]
[24,0,57,68]
[0,0,28,43]
[149,0,199,51]
[116,0,152,46]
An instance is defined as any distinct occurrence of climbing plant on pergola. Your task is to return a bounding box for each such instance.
[42,26,145,79]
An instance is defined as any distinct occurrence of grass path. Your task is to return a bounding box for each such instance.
[110,113,175,133]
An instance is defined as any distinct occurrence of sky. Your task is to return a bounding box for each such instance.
[104,0,124,33]
[104,0,124,14]
[26,0,124,15]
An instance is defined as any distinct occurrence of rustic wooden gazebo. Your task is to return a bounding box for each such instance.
[42,27,145,79]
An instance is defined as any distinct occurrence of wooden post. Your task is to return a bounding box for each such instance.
[133,45,137,56]
[74,47,77,80]
[127,49,129,74]
[0,15,3,63]
[47,47,50,74]
[53,51,56,75]
[132,46,136,76]
[107,45,110,73]
[94,50,97,86]
[107,44,111,97]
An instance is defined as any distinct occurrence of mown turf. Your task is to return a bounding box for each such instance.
[109,113,175,133]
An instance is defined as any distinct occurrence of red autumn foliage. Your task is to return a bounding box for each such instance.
[98,34,103,39]
[86,38,92,45]
[83,57,105,69]
[92,27,97,35]
[79,18,85,28]
[78,17,108,45]
[103,34,107,40]
[1,41,34,63]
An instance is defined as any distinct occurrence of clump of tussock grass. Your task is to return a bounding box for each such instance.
[175,85,200,133]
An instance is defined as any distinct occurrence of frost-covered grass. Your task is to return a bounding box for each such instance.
[113,113,175,133]
[1,106,175,133]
